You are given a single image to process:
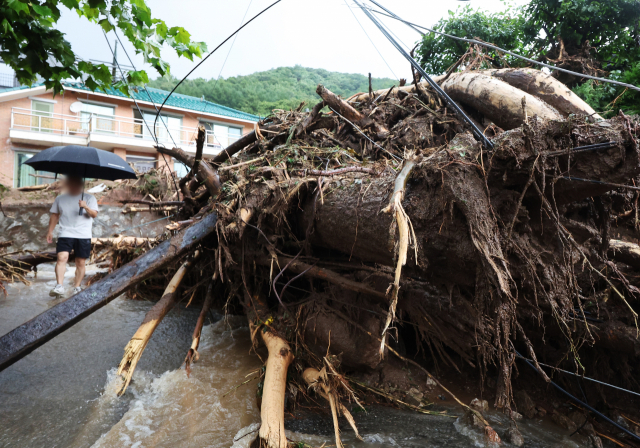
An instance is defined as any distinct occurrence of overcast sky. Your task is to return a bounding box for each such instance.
[5,0,530,81]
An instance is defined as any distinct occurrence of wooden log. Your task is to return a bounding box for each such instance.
[116,251,200,395]
[118,200,185,206]
[245,291,293,448]
[122,206,178,213]
[190,126,206,179]
[0,212,217,372]
[296,101,325,137]
[441,72,563,130]
[156,146,221,197]
[16,184,48,191]
[317,84,363,123]
[91,237,157,247]
[2,251,72,269]
[254,327,293,448]
[608,239,640,270]
[184,281,215,375]
[487,68,603,121]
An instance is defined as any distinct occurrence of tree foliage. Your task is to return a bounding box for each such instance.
[148,66,396,117]
[417,4,529,75]
[417,0,640,117]
[0,0,206,95]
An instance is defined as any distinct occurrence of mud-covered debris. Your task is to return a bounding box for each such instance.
[470,398,489,412]
[551,411,578,432]
[504,422,524,447]
[515,390,537,419]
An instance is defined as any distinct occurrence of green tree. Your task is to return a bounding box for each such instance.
[0,0,206,95]
[417,0,640,116]
[417,4,529,75]
[148,66,396,117]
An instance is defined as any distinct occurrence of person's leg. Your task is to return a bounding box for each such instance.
[55,251,69,285]
[73,257,86,288]
[72,239,91,290]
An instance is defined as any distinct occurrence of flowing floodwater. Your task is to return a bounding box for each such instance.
[1,264,592,447]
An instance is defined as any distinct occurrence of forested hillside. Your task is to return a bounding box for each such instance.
[147,66,396,117]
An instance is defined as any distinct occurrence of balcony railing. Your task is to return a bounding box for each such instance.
[10,108,243,149]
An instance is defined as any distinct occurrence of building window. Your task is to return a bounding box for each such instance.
[200,121,242,148]
[14,151,54,188]
[80,103,115,133]
[126,155,156,173]
[31,100,54,133]
[134,110,182,144]
[173,159,189,179]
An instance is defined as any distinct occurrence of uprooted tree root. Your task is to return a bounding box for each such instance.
[37,67,638,446]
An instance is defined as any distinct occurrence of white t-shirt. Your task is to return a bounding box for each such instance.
[49,193,99,239]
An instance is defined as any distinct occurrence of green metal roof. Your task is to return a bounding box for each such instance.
[0,81,260,122]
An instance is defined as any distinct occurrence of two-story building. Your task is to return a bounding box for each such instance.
[0,82,260,187]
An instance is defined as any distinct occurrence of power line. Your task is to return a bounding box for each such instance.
[343,1,399,80]
[112,29,179,150]
[353,0,493,149]
[153,0,283,141]
[517,354,640,398]
[365,0,640,94]
[200,0,255,150]
[102,32,156,144]
[105,29,180,196]
[516,351,640,443]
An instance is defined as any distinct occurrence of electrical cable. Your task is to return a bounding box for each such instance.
[353,0,493,149]
[199,0,255,151]
[103,31,157,143]
[153,0,283,141]
[516,355,640,398]
[365,0,640,94]
[112,29,179,149]
[516,351,640,443]
[545,141,617,157]
[562,176,640,192]
[103,30,180,197]
[343,0,399,80]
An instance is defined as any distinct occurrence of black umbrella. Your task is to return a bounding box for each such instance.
[24,145,137,215]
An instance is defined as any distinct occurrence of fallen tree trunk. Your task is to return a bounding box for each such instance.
[0,212,217,372]
[486,67,603,121]
[117,250,200,395]
[441,72,563,129]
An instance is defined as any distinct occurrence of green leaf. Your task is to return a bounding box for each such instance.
[7,0,30,15]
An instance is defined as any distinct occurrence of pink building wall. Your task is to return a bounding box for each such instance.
[0,87,255,187]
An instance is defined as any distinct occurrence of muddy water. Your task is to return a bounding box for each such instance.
[0,268,590,448]
[0,212,591,448]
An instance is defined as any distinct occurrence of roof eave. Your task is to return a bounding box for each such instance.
[63,86,260,124]
[0,85,47,102]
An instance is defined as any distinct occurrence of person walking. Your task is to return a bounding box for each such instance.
[46,176,99,297]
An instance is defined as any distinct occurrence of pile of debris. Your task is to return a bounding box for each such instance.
[2,67,640,447]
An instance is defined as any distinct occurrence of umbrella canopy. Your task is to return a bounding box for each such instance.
[24,145,137,181]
